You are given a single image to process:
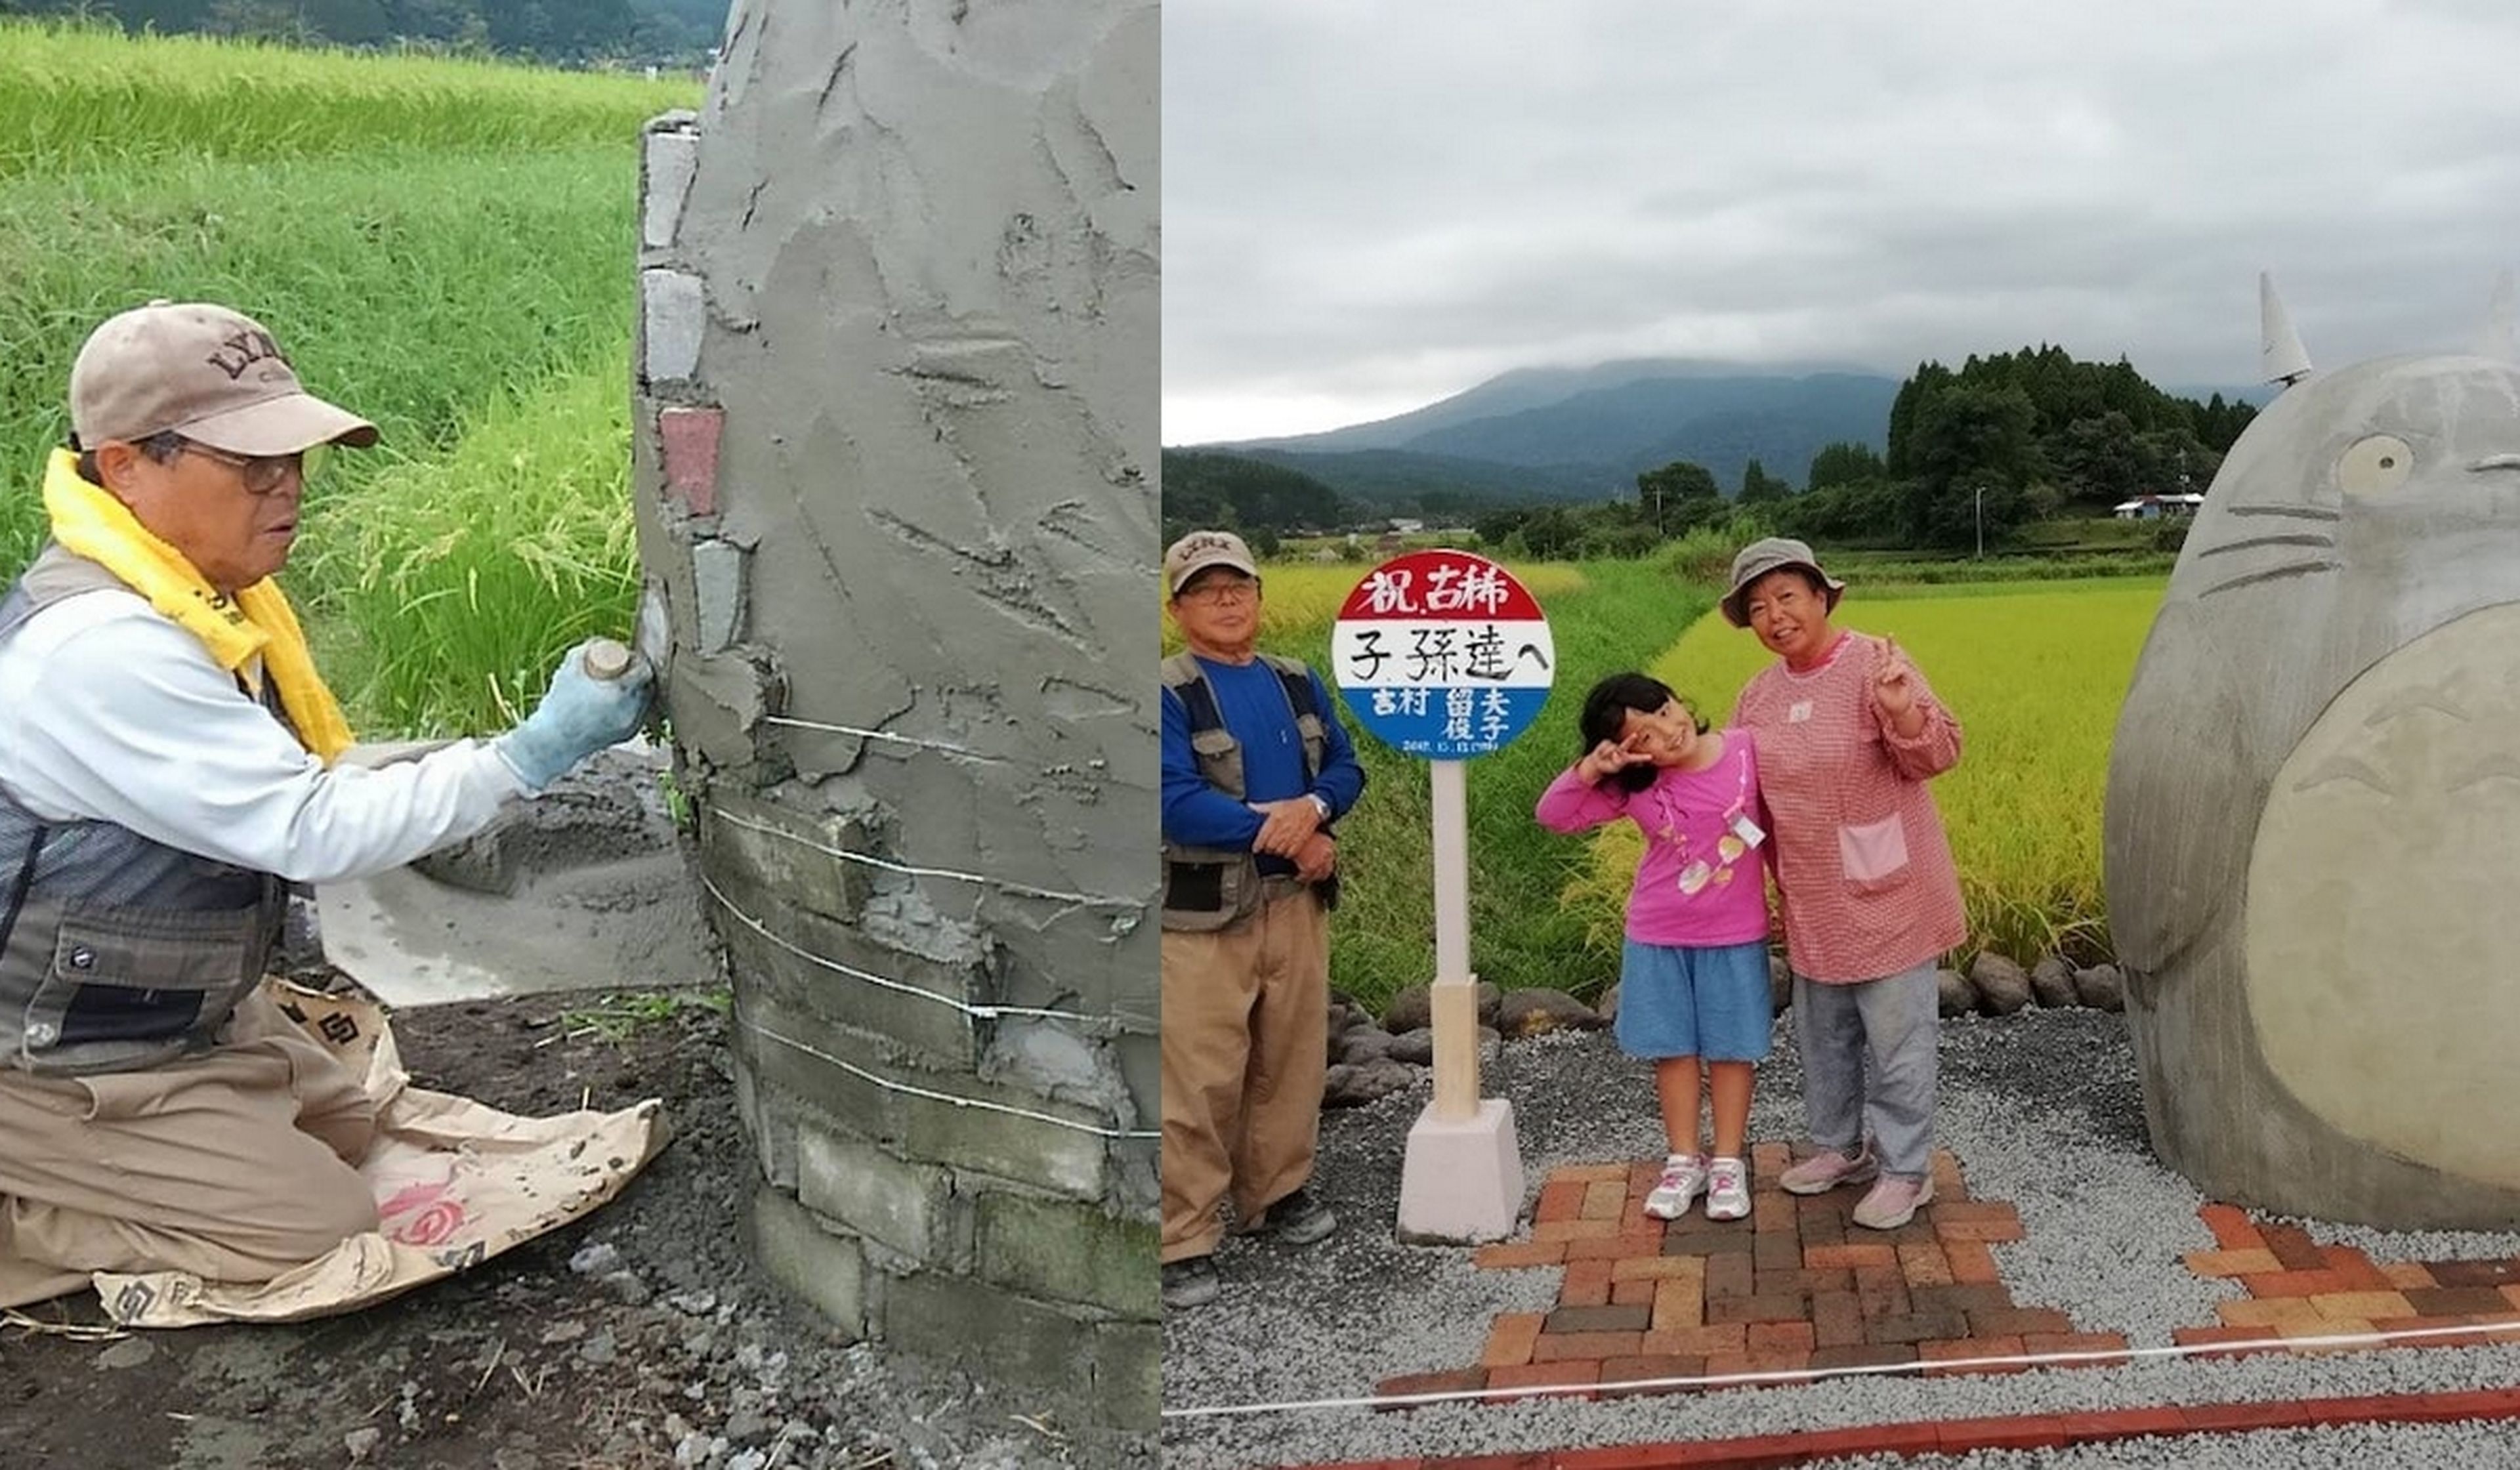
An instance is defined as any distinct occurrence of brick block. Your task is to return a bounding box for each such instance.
[2309,1290,2414,1322]
[1705,1292,1809,1324]
[2217,1297,2324,1328]
[1609,1278,1653,1307]
[1561,1258,1614,1307]
[1534,1218,1620,1244]
[1811,1290,1864,1348]
[1746,1320,1815,1354]
[1969,1306,2072,1335]
[1581,1179,1627,1220]
[2383,1261,2436,1290]
[1934,1217,2025,1243]
[1945,1239,2001,1285]
[1534,1180,1586,1223]
[1650,1274,1704,1332]
[1897,1243,1954,1286]
[796,1124,949,1261]
[1484,1360,1599,1402]
[2172,1325,2280,1358]
[1546,1304,1650,1334]
[1480,1312,1545,1368]
[1934,1414,2069,1452]
[885,1269,1111,1410]
[1641,1322,1745,1357]
[971,1189,1156,1318]
[1087,1320,1160,1431]
[2406,1286,2515,1316]
[890,1070,1109,1202]
[1807,1242,1898,1270]
[1920,1334,2026,1375]
[1565,1233,1661,1262]
[1551,1163,1630,1184]
[749,1184,866,1335]
[1702,1348,1813,1383]
[2238,1268,2346,1297]
[656,404,723,518]
[1704,1253,1754,1299]
[1807,1343,1918,1372]
[1864,1310,1965,1345]
[1529,1330,1643,1362]
[2059,1405,2191,1439]
[1610,1254,1705,1282]
[1473,1240,1566,1270]
[1750,1141,1791,1175]
[2320,1244,2394,1292]
[1929,1201,2018,1224]
[640,268,704,383]
[1755,1267,1850,1295]
[2428,1259,2520,1289]
[2184,1248,2282,1277]
[1752,1231,1801,1271]
[2181,1400,2309,1433]
[2258,1223,2329,1270]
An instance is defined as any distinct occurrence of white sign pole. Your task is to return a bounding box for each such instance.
[1427,759,1479,1123]
[1397,758,1523,1242]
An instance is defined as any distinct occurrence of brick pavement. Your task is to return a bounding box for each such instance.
[1376,1143,2520,1406]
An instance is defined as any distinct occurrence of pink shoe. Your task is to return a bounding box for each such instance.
[1778,1145,1878,1196]
[1643,1155,1706,1220]
[1851,1175,1935,1230]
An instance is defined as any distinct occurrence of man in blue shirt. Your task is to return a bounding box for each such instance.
[1159,530,1365,1311]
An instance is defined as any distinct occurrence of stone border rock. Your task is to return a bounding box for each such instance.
[1324,947,2127,1106]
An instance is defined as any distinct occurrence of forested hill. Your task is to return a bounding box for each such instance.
[0,0,729,62]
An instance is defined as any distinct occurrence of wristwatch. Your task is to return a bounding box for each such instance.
[1308,793,1332,820]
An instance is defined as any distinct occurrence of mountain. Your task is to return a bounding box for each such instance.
[1182,360,1904,510]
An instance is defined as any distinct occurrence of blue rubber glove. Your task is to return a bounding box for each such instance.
[492,640,655,791]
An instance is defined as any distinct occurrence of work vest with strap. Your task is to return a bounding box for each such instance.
[0,545,286,1076]
[1160,649,1338,933]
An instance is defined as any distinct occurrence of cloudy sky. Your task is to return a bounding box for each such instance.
[1162,0,2520,446]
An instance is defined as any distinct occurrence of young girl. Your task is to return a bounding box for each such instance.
[1534,673,1771,1222]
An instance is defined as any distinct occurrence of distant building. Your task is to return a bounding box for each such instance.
[2112,493,2206,520]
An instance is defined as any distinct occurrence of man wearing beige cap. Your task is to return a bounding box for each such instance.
[1159,529,1365,1309]
[0,301,650,1306]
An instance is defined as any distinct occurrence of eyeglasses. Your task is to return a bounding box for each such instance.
[178,439,327,495]
[1178,579,1259,606]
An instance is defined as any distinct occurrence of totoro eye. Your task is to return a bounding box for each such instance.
[2338,434,2414,495]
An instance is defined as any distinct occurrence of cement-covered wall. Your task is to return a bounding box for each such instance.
[2104,345,2520,1228]
[631,0,1158,1425]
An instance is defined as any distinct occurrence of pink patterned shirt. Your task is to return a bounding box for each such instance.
[1731,631,1965,983]
[1534,729,1772,948]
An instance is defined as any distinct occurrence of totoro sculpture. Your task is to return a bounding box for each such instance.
[2104,273,2520,1227]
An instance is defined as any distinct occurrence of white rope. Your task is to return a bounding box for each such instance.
[705,803,1133,908]
[738,1018,1157,1140]
[700,874,1156,1030]
[761,713,1003,761]
[1158,1317,2520,1419]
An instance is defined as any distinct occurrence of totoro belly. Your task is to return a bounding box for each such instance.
[2248,602,2520,1188]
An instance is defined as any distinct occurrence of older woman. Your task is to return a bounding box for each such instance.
[1723,538,1964,1230]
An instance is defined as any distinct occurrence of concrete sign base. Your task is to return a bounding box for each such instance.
[1396,1098,1524,1244]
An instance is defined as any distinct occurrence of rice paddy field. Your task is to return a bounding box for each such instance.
[1176,560,2168,1011]
[0,21,694,733]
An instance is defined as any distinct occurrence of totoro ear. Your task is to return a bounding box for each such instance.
[2475,270,2517,362]
[2260,272,2313,387]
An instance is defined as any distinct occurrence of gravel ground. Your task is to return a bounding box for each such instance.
[1160,1008,2520,1468]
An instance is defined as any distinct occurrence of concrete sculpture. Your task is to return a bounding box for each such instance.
[2105,275,2520,1227]
[629,0,1158,1425]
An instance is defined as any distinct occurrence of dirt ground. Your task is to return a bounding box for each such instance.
[0,987,1149,1470]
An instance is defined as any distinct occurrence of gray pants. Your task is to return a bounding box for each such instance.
[1792,962,1939,1181]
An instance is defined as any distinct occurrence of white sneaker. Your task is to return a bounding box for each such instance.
[1704,1156,1750,1221]
[1643,1154,1706,1219]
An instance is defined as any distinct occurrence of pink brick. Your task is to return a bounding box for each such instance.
[658,405,723,516]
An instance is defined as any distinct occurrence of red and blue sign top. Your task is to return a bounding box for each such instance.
[1328,549,1556,759]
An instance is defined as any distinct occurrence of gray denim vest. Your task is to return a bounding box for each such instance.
[0,545,285,1076]
[1158,650,1334,933]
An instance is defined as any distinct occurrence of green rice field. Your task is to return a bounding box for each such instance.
[0,21,694,734]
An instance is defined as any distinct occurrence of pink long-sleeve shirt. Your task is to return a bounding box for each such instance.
[1731,631,1965,983]
[1534,729,1772,948]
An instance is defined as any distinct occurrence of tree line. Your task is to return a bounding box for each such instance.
[1,0,728,64]
[1173,345,2260,560]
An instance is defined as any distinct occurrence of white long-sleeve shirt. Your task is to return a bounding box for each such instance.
[0,587,526,885]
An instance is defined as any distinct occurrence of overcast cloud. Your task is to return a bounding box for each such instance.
[1162,0,2520,445]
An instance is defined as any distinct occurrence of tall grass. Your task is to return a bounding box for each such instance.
[0,21,694,177]
[0,21,694,735]
[299,365,640,734]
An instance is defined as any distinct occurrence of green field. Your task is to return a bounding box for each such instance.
[1193,558,2166,1013]
[0,22,695,734]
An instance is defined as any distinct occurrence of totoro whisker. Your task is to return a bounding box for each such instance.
[2226,503,2342,522]
[2363,693,2468,728]
[2194,533,2336,560]
[2450,753,2520,790]
[2468,454,2520,473]
[2197,560,2341,598]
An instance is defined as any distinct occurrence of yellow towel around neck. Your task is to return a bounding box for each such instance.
[41,448,354,763]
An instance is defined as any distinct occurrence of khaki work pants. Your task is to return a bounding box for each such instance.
[0,991,381,1308]
[1161,881,1329,1263]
